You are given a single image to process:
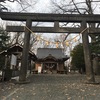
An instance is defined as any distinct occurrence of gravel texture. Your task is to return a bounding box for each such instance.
[0,74,100,100]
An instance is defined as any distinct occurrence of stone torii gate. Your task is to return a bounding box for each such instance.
[0,12,100,83]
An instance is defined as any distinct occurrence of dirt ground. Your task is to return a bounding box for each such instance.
[0,74,100,100]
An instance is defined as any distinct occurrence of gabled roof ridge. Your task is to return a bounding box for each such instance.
[0,43,36,56]
[8,43,23,49]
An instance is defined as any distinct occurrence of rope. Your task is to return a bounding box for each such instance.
[24,25,88,47]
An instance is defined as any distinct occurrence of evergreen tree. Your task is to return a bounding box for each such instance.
[71,43,85,73]
[0,27,10,51]
[0,27,10,69]
[71,37,100,74]
[91,35,100,54]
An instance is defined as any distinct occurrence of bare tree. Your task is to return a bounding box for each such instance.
[0,0,20,11]
[0,0,38,12]
[51,0,100,41]
[51,0,100,14]
[0,0,39,53]
[50,0,100,53]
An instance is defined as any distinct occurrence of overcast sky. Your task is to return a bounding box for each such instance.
[2,0,100,14]
[33,0,51,13]
[4,0,52,13]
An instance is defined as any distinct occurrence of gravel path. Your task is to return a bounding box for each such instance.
[0,74,100,100]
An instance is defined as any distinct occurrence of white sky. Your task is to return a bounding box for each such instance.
[4,0,51,13]
[33,0,51,13]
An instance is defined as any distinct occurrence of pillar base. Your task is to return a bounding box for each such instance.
[84,80,100,85]
[14,80,30,84]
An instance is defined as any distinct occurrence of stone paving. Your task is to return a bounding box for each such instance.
[0,74,100,100]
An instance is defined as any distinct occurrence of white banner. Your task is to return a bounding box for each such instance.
[38,66,42,73]
[11,54,17,66]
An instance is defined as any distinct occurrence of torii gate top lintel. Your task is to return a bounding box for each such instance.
[0,12,100,23]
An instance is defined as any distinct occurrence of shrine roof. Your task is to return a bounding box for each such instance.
[0,43,36,58]
[36,48,69,60]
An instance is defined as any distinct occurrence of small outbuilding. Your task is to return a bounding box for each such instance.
[0,43,36,78]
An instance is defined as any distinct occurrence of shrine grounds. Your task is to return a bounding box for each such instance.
[1,74,100,100]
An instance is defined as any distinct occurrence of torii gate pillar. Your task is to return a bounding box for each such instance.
[82,21,95,83]
[19,19,32,82]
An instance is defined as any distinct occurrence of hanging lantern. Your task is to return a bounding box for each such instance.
[74,38,77,42]
[46,41,49,45]
[56,42,59,48]
[65,41,69,46]
[37,36,40,41]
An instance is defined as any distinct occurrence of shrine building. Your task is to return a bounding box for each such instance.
[35,48,69,74]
